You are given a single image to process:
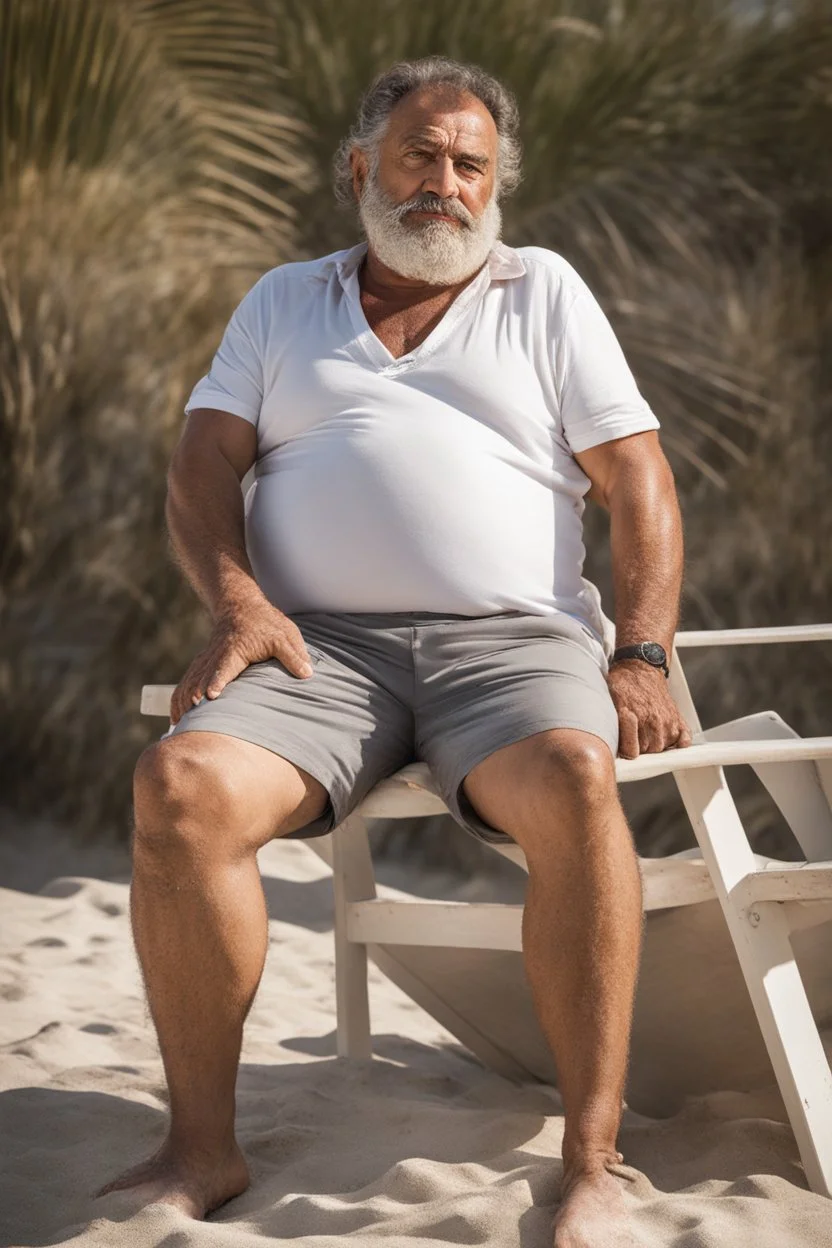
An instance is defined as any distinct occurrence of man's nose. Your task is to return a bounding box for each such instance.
[421,155,459,201]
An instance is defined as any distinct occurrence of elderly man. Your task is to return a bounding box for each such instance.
[98,55,691,1247]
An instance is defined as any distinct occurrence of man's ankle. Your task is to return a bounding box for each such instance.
[164,1126,239,1164]
[561,1140,623,1178]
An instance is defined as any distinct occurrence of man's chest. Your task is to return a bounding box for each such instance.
[359,289,462,360]
[256,281,562,461]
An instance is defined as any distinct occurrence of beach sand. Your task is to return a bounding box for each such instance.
[2,827,832,1247]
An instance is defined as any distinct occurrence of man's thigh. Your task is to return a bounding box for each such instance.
[414,611,619,846]
[160,613,415,840]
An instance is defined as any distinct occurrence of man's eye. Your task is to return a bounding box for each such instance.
[457,162,480,173]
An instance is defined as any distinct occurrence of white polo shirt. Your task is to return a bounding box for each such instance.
[185,240,660,649]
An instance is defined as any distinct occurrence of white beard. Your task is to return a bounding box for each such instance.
[357,170,502,285]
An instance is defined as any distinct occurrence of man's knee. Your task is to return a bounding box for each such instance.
[132,736,254,858]
[465,728,620,857]
[536,731,617,804]
[510,734,623,863]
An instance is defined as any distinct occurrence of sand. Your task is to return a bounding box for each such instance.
[2,828,832,1248]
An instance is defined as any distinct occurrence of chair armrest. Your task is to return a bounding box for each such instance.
[614,734,832,782]
[141,685,176,717]
[674,624,832,648]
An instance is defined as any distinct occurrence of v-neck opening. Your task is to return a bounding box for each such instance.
[342,252,492,373]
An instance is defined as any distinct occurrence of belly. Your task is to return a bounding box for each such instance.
[244,425,559,614]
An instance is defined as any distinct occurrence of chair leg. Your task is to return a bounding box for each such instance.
[676,766,832,1197]
[331,811,376,1060]
[730,899,832,1197]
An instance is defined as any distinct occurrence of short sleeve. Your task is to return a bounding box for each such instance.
[184,277,268,426]
[556,280,660,454]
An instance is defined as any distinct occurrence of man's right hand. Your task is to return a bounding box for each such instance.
[169,595,315,725]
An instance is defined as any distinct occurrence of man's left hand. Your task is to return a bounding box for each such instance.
[606,661,693,759]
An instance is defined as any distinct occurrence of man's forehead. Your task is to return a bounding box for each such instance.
[386,91,497,148]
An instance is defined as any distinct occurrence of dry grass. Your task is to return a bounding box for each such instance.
[1,0,830,866]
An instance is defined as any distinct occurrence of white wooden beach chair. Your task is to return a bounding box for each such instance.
[140,622,832,1197]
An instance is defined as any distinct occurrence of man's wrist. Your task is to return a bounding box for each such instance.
[608,657,665,676]
[214,577,271,624]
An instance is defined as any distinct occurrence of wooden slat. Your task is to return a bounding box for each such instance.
[639,855,716,910]
[615,736,832,781]
[142,685,175,716]
[675,625,832,647]
[346,857,720,949]
[332,812,375,1058]
[347,899,523,951]
[732,864,832,907]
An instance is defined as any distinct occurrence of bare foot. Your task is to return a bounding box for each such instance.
[553,1153,642,1248]
[95,1138,250,1219]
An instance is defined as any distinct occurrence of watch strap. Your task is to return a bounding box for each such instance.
[610,643,670,678]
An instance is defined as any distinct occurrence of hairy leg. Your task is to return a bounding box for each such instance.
[462,728,644,1247]
[96,730,330,1218]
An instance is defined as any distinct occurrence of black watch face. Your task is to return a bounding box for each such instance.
[641,642,667,666]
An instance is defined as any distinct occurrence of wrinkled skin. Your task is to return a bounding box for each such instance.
[606,661,692,758]
[169,595,314,725]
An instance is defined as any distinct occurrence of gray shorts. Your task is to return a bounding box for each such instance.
[161,610,619,846]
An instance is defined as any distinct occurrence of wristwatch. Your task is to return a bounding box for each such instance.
[610,641,669,678]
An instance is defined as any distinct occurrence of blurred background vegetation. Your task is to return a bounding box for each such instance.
[1,0,830,879]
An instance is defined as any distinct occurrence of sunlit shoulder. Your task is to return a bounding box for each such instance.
[512,244,588,302]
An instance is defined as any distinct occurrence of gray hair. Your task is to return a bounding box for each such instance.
[333,56,522,206]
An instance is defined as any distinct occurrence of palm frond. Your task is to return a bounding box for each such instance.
[0,0,309,248]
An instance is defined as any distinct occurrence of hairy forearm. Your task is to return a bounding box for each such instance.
[165,447,267,623]
[608,459,684,653]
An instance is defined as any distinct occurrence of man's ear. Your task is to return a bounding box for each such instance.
[350,148,367,200]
